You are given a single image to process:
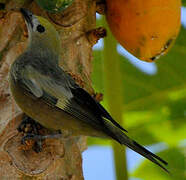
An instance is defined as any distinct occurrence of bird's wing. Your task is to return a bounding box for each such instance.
[69,86,127,132]
[19,64,126,132]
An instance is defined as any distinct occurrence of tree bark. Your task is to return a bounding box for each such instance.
[0,0,98,179]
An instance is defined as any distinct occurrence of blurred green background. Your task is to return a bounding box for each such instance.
[86,4,186,180]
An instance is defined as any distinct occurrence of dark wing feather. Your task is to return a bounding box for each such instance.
[70,87,127,132]
[18,65,121,133]
[19,63,126,133]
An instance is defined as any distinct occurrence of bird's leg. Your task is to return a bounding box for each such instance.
[21,131,62,152]
[18,114,62,152]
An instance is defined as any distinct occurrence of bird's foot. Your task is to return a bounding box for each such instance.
[21,132,62,152]
[18,114,62,152]
[17,114,42,134]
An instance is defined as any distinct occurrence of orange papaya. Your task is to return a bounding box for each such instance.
[106,0,181,62]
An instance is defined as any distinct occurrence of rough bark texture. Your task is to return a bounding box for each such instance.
[0,0,97,179]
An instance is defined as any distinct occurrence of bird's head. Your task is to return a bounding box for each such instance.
[20,8,61,57]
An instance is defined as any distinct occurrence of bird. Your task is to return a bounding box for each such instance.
[9,8,168,172]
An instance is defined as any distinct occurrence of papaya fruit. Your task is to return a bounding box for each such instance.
[106,0,181,62]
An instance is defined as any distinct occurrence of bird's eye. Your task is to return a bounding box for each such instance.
[37,25,45,33]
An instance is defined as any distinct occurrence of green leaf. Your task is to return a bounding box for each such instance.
[35,0,74,13]
[132,147,186,180]
[102,17,128,180]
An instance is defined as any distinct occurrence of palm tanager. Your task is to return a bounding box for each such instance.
[9,8,168,172]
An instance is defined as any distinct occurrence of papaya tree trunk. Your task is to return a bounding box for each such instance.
[0,0,98,179]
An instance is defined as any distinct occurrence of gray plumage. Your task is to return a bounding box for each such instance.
[9,8,169,173]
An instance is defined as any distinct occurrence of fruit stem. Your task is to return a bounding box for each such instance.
[102,17,128,180]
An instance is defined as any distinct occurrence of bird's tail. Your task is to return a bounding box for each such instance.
[103,118,169,173]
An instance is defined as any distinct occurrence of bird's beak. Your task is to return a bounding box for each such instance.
[20,8,33,29]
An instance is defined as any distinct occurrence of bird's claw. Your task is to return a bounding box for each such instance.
[18,115,62,152]
[21,133,45,152]
[17,115,42,134]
